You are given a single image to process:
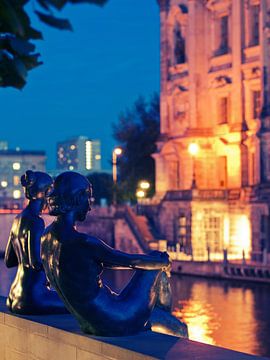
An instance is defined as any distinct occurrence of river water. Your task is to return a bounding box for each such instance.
[1,260,270,358]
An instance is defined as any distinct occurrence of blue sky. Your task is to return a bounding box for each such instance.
[0,0,160,170]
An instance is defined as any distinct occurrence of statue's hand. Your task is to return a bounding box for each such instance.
[149,250,171,266]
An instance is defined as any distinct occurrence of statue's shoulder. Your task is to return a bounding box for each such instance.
[77,233,101,247]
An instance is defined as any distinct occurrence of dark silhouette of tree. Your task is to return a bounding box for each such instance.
[0,0,107,89]
[87,172,113,205]
[112,93,160,203]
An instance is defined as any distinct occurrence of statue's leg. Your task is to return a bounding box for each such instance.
[150,271,189,338]
[118,269,162,311]
[155,270,172,312]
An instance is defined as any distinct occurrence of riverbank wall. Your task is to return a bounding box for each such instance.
[0,296,266,360]
[171,260,270,283]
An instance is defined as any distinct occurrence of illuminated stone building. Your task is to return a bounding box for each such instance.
[154,0,270,261]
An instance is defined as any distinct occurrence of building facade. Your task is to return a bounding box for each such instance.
[57,136,101,174]
[0,150,46,209]
[153,0,270,261]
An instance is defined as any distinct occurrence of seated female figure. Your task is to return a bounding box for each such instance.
[41,171,187,337]
[5,170,67,315]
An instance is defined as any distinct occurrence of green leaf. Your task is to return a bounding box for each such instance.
[35,10,73,30]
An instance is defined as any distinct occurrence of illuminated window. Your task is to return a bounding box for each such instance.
[218,96,229,124]
[252,90,261,119]
[95,154,101,160]
[13,190,21,199]
[1,181,8,188]
[250,5,260,46]
[85,141,92,170]
[177,215,187,250]
[13,162,21,170]
[70,144,76,150]
[13,176,20,186]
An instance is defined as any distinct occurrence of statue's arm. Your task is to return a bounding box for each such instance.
[87,236,169,270]
[4,230,18,268]
[27,218,44,271]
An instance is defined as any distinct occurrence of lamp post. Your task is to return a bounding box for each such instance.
[188,143,199,189]
[112,147,122,205]
[136,189,145,215]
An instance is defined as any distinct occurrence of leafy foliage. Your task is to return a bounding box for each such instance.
[87,172,113,205]
[0,0,107,89]
[112,94,160,203]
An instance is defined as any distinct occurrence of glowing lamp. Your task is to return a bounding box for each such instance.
[114,147,122,156]
[188,143,199,156]
[139,181,150,190]
[136,190,145,199]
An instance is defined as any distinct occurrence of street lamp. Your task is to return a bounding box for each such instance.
[188,143,199,189]
[139,180,150,190]
[136,189,145,199]
[112,147,122,184]
[112,147,122,205]
[136,189,145,215]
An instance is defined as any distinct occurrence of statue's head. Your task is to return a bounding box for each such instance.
[21,170,53,202]
[48,172,93,221]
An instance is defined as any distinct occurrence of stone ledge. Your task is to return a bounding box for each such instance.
[0,297,267,360]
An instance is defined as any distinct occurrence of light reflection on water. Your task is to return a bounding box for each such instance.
[173,299,220,345]
[170,275,270,358]
[1,261,270,358]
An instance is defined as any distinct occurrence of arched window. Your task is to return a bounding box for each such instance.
[174,22,186,64]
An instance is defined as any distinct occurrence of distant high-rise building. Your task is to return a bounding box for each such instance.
[57,136,101,173]
[0,149,46,209]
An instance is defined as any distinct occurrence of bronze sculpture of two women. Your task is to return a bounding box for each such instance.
[5,170,188,338]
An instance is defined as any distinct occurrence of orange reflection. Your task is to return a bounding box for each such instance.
[173,300,220,345]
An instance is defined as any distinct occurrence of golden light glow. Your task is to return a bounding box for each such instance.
[13,190,21,199]
[13,176,20,186]
[136,190,145,198]
[173,299,218,345]
[223,216,230,249]
[1,181,8,188]
[188,143,199,156]
[114,147,122,156]
[139,180,150,190]
[70,144,76,150]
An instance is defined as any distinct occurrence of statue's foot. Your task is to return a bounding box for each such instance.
[150,307,188,338]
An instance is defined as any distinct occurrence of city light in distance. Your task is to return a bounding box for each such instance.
[13,190,21,199]
[13,162,21,170]
[1,181,8,188]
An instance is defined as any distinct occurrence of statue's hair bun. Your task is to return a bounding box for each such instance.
[21,170,36,188]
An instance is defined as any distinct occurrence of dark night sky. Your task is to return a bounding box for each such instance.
[0,0,160,170]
